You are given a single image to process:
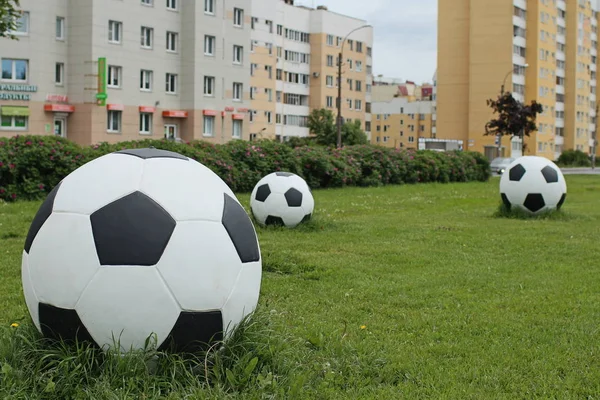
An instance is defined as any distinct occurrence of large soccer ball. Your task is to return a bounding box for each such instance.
[499,156,567,214]
[250,172,314,228]
[22,148,262,353]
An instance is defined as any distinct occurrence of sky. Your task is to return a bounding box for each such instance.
[295,0,438,84]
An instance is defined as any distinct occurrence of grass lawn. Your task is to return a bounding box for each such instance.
[1,176,600,399]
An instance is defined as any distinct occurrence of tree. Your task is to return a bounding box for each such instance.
[0,0,21,39]
[484,91,543,156]
[308,108,368,146]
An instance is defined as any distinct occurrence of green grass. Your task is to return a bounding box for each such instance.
[1,176,600,399]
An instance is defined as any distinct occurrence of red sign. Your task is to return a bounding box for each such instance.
[44,104,75,113]
[224,106,234,112]
[236,107,249,113]
[107,104,125,111]
[46,94,69,103]
[203,109,218,116]
[232,114,245,120]
[139,106,156,113]
[162,110,188,118]
[221,111,226,117]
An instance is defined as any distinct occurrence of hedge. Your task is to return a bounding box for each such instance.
[0,135,490,202]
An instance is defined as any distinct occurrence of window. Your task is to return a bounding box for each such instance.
[355,61,362,72]
[354,99,362,111]
[1,59,28,82]
[203,116,215,136]
[107,111,122,133]
[141,0,153,5]
[166,31,178,52]
[139,113,152,134]
[141,26,153,48]
[166,0,177,10]
[204,35,215,55]
[277,24,283,35]
[356,41,363,52]
[233,82,243,101]
[56,17,65,40]
[266,20,273,33]
[326,96,333,108]
[265,111,272,124]
[166,73,177,94]
[326,75,334,86]
[55,62,64,85]
[355,80,362,92]
[327,55,334,67]
[204,0,215,14]
[232,120,242,138]
[233,45,243,64]
[108,20,122,43]
[1,114,27,131]
[9,11,29,35]
[204,76,215,95]
[107,65,122,88]
[326,34,334,45]
[233,8,244,27]
[140,69,153,91]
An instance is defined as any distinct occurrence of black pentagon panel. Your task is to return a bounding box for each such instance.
[114,148,188,161]
[265,216,285,226]
[275,172,294,177]
[222,193,260,263]
[501,193,512,211]
[39,303,97,346]
[541,165,559,183]
[523,193,545,213]
[90,191,176,266]
[509,164,526,182]
[158,311,223,354]
[284,188,303,207]
[301,213,312,223]
[557,193,567,210]
[24,181,62,254]
[255,184,271,202]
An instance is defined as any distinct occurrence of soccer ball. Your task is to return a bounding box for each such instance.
[22,148,262,353]
[499,156,567,214]
[250,172,314,228]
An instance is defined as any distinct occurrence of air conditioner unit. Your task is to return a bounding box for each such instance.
[312,72,320,78]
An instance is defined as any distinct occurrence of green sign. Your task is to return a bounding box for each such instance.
[0,84,37,101]
[96,57,107,106]
[0,106,30,116]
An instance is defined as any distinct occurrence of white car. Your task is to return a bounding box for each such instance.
[490,157,516,175]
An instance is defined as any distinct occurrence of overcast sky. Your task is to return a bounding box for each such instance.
[296,0,438,84]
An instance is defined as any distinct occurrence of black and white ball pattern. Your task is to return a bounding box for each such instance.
[250,172,314,228]
[499,156,567,214]
[22,148,262,353]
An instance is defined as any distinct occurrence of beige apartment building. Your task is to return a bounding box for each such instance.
[437,0,600,160]
[0,0,372,146]
[248,0,373,141]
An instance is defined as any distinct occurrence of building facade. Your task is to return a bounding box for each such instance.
[437,0,600,160]
[0,0,373,146]
[248,0,373,142]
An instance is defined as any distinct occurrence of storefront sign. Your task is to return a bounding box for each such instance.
[46,94,68,103]
[139,106,156,113]
[0,84,38,101]
[163,110,188,118]
[0,106,30,116]
[44,104,75,113]
[107,103,124,111]
[96,57,107,106]
[224,106,234,112]
[232,113,245,120]
[203,109,218,116]
[236,107,249,113]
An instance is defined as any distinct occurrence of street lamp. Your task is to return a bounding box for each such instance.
[336,24,372,148]
[497,63,529,158]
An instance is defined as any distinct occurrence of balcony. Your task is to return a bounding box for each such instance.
[556,102,564,111]
[556,34,566,44]
[557,17,566,27]
[513,74,525,85]
[555,135,564,146]
[591,64,597,72]
[590,123,596,133]
[556,85,565,94]
[591,138,597,147]
[592,48,597,57]
[513,54,526,66]
[513,36,526,47]
[592,79,597,87]
[555,118,564,128]
[591,93,596,102]
[557,0,566,10]
[513,15,527,29]
[432,113,436,121]
[556,68,565,77]
[512,92,524,103]
[556,51,565,61]
[593,32,598,42]
[513,0,527,9]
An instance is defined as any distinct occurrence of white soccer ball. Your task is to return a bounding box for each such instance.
[499,156,567,214]
[22,148,262,353]
[250,172,314,228]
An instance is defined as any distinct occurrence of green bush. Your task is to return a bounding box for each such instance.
[556,149,591,167]
[0,135,490,202]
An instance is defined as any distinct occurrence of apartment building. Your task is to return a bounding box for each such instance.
[248,0,373,141]
[437,0,599,160]
[371,98,440,149]
[0,0,248,145]
[372,77,434,102]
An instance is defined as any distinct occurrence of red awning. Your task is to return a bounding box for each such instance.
[139,106,156,113]
[107,104,124,111]
[44,104,75,113]
[163,110,188,118]
[232,113,245,120]
[236,107,249,113]
[203,109,217,116]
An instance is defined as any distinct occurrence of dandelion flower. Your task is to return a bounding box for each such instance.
[10,323,19,328]
[360,325,366,330]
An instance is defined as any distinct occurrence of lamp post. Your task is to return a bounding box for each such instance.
[336,24,372,148]
[498,63,528,158]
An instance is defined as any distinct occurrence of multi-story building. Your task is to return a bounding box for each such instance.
[248,0,373,141]
[437,0,599,160]
[371,97,438,149]
[372,77,434,102]
[0,0,373,146]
